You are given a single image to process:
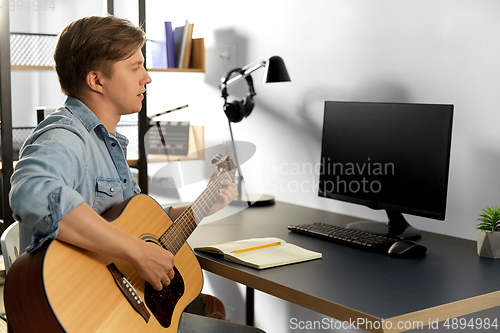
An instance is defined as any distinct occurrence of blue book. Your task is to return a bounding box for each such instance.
[151,39,167,69]
[150,22,167,69]
[165,22,177,69]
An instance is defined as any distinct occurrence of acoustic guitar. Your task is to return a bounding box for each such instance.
[4,154,236,333]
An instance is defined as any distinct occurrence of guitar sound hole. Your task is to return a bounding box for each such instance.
[144,266,184,328]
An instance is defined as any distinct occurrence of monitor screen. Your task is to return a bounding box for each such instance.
[318,101,453,239]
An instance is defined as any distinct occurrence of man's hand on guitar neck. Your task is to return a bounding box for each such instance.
[207,171,238,216]
[167,172,238,221]
[57,202,175,291]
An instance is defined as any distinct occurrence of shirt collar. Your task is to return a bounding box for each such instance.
[64,96,130,149]
[64,96,103,133]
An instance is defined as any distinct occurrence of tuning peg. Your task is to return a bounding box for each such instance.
[211,154,221,164]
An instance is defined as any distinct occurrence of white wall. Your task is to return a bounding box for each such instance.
[9,1,500,332]
[144,1,500,331]
[142,0,500,240]
[145,1,500,332]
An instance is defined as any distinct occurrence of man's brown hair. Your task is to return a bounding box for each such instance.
[54,15,146,97]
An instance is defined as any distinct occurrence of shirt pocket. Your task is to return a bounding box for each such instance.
[93,178,126,213]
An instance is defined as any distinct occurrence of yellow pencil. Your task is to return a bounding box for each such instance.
[232,242,282,254]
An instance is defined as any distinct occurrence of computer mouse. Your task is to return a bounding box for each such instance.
[387,240,427,258]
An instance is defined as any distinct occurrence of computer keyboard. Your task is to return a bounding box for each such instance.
[288,222,398,253]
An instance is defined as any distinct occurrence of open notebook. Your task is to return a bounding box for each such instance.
[194,237,322,269]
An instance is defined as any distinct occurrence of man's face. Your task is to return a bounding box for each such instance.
[102,48,152,116]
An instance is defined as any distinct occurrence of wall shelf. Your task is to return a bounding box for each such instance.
[11,65,54,71]
[8,2,206,198]
[12,66,203,72]
[12,66,203,73]
[136,0,206,192]
[147,37,205,73]
[11,34,205,74]
[147,68,204,73]
[1,9,15,228]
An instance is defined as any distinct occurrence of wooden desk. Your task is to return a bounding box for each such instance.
[188,201,500,332]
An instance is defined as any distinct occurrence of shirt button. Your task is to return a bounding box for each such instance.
[123,179,127,183]
[110,188,115,192]
[111,142,116,147]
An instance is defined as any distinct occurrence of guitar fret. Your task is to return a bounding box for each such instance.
[174,219,190,250]
[160,169,235,256]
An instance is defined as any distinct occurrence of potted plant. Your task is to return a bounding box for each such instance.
[477,205,500,259]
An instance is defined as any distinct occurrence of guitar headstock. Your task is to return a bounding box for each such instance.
[211,153,236,177]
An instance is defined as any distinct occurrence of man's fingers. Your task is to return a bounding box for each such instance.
[152,280,163,291]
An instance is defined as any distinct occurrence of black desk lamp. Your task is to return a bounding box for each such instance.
[219,56,291,207]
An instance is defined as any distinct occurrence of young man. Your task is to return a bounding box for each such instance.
[10,15,264,333]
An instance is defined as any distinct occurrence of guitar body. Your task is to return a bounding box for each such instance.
[5,194,203,333]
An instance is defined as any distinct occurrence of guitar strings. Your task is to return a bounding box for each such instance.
[124,189,214,288]
[158,170,232,254]
[124,170,234,293]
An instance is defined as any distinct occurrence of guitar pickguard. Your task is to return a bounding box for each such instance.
[144,266,185,328]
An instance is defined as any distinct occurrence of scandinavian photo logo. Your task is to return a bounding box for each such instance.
[265,157,395,195]
[319,157,395,195]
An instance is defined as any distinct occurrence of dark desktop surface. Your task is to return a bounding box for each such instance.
[189,201,500,322]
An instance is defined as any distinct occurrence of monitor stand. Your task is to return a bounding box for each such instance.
[346,210,422,240]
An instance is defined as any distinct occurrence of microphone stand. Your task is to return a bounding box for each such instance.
[228,120,245,202]
[227,119,274,207]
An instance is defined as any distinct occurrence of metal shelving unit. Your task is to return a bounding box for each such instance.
[0,8,15,230]
[4,0,204,203]
[133,0,205,193]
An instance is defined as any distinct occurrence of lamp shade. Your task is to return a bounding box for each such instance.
[263,56,291,83]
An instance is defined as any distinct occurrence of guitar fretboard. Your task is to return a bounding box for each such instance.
[158,170,234,255]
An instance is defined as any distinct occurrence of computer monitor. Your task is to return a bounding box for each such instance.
[318,101,453,240]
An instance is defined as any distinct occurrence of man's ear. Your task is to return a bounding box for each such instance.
[86,71,104,94]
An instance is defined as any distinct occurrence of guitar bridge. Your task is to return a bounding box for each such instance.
[107,263,151,323]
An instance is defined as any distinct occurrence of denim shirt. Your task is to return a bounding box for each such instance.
[10,97,141,253]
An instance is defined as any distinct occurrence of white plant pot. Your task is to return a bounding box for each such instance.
[477,230,500,259]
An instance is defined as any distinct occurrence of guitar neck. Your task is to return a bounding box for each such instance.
[158,170,234,255]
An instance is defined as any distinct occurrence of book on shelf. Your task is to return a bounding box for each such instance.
[177,20,189,68]
[189,38,204,70]
[194,237,322,269]
[181,22,194,69]
[164,22,176,69]
[150,25,167,69]
[173,24,184,68]
[148,20,201,70]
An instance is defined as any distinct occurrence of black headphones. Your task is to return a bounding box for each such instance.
[220,68,256,123]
